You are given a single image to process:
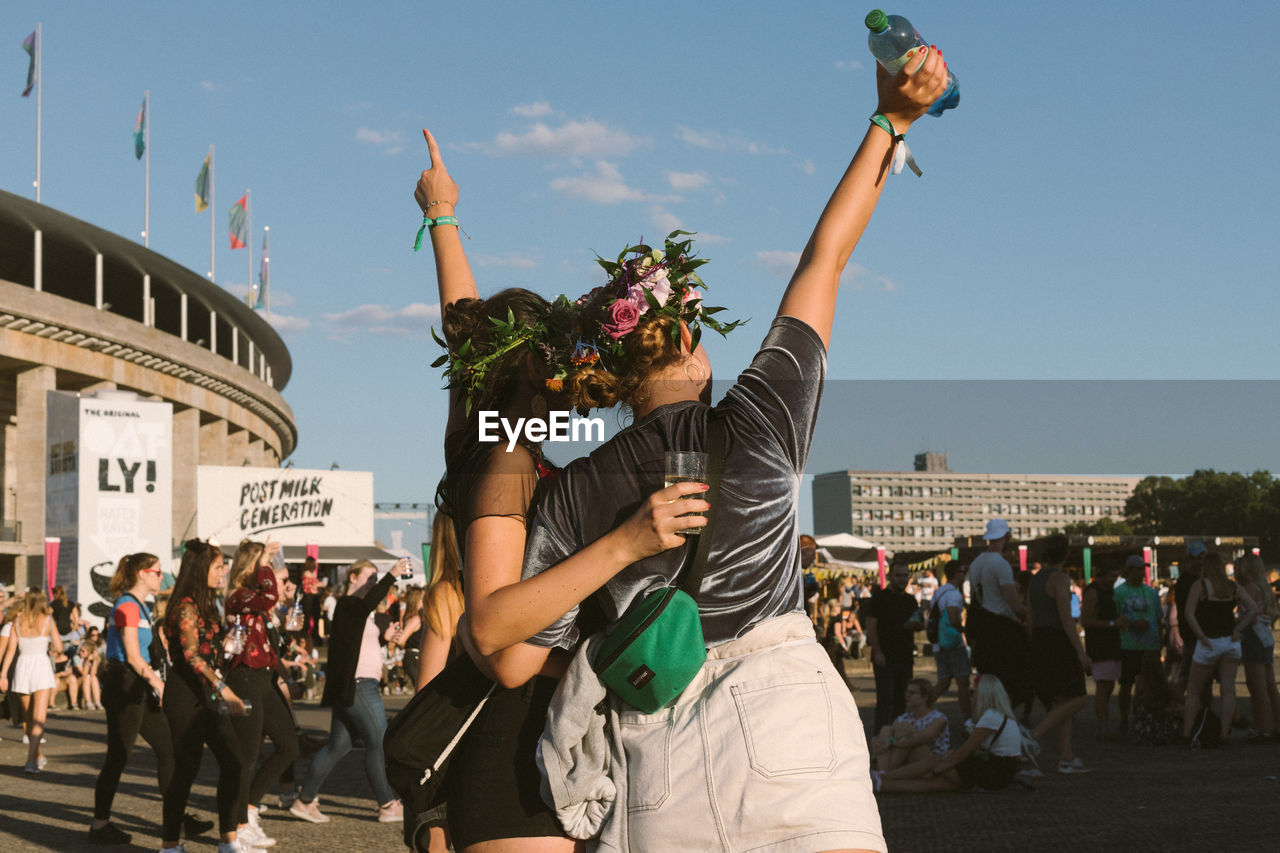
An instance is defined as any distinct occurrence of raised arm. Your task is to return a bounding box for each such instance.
[777,48,948,348]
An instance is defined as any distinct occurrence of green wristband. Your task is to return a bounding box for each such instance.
[869,113,903,142]
[412,214,461,251]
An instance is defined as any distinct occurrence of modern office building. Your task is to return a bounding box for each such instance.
[813,453,1141,554]
[1,188,296,589]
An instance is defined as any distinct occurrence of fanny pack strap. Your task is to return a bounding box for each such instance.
[678,408,727,603]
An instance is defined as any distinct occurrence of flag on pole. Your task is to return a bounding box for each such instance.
[228,195,247,249]
[21,30,36,97]
[194,154,210,212]
[133,96,147,159]
[256,229,269,309]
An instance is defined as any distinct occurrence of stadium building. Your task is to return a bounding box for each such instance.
[1,188,297,590]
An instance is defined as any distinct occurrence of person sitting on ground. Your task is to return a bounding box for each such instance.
[1130,652,1180,746]
[872,674,1025,793]
[870,678,949,771]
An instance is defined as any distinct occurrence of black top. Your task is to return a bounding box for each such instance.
[1174,574,1198,644]
[52,600,74,636]
[867,586,919,663]
[1084,580,1121,662]
[1195,580,1237,639]
[321,571,397,708]
[524,317,825,649]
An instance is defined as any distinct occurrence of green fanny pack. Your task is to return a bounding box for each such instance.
[592,410,727,714]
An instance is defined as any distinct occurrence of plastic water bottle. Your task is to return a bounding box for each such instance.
[865,9,959,116]
[285,599,305,632]
[217,698,253,716]
[223,616,246,657]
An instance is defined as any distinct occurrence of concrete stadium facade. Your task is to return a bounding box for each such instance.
[1,188,297,588]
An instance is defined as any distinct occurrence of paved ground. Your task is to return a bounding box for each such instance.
[2,659,1279,852]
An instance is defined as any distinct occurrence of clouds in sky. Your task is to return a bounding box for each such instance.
[356,127,406,155]
[511,101,554,118]
[482,119,647,158]
[675,126,785,156]
[322,302,441,339]
[665,170,710,191]
[471,252,538,269]
[549,161,664,204]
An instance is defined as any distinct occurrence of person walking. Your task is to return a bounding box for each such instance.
[867,560,922,731]
[0,588,62,773]
[290,559,408,825]
[1079,558,1124,735]
[160,540,254,853]
[1114,554,1164,733]
[930,560,972,722]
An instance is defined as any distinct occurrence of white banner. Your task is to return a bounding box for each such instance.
[45,392,173,628]
[197,466,374,547]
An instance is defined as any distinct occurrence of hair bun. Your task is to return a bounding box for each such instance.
[441,298,488,349]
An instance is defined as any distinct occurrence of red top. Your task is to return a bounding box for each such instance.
[302,569,319,595]
[226,564,280,669]
[113,600,142,627]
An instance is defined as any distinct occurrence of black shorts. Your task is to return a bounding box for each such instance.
[1120,649,1159,685]
[1031,628,1086,706]
[446,675,567,848]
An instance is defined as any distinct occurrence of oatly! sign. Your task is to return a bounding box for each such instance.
[197,466,373,547]
[45,391,174,628]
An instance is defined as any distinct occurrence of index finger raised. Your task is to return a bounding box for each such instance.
[423,128,445,169]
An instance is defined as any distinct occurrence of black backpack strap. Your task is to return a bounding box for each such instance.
[679,408,728,602]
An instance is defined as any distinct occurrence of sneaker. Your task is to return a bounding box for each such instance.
[277,788,300,811]
[159,846,187,853]
[21,734,47,745]
[88,822,133,845]
[216,841,253,853]
[37,754,48,770]
[1017,766,1046,779]
[377,800,403,823]
[182,814,214,837]
[290,798,330,824]
[239,823,276,848]
[24,761,40,774]
[1057,759,1092,774]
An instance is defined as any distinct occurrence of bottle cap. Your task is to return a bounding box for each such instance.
[865,9,889,32]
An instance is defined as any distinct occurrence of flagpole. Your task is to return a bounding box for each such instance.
[264,226,271,320]
[209,145,216,281]
[35,22,42,203]
[246,189,253,298]
[143,90,150,247]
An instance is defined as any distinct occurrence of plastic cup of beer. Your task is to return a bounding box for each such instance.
[664,451,709,536]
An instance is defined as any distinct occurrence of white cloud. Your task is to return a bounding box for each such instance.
[266,313,311,333]
[756,250,802,278]
[665,170,710,191]
[356,127,406,155]
[322,302,441,338]
[482,120,647,158]
[199,80,218,92]
[835,59,864,71]
[223,283,294,309]
[511,101,554,118]
[675,126,785,156]
[471,252,538,270]
[549,161,660,204]
[796,159,817,175]
[648,206,684,234]
[692,232,730,245]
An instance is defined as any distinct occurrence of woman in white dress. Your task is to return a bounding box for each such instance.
[0,588,63,772]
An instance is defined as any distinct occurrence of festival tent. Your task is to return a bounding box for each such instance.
[815,533,889,570]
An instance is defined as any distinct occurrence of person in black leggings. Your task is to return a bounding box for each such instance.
[90,553,213,845]
[160,540,251,853]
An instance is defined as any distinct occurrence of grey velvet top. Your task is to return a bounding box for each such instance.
[522,315,826,649]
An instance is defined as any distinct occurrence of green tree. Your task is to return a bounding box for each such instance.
[1123,469,1279,555]
[1061,517,1135,536]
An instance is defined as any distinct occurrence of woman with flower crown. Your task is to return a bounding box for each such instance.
[412,132,704,853]
[462,51,950,852]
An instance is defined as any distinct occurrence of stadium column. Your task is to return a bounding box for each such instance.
[199,418,227,465]
[15,365,55,589]
[247,436,265,467]
[227,427,248,466]
[173,408,199,544]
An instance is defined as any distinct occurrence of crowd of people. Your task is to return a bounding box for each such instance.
[808,524,1279,795]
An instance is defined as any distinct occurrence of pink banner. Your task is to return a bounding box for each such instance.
[876,546,887,589]
[306,543,319,561]
[1143,546,1152,584]
[1018,544,1028,573]
[44,537,60,598]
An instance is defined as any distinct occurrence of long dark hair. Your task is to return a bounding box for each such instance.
[164,539,223,632]
[437,288,550,553]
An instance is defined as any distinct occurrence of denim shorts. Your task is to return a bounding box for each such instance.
[1192,636,1241,667]
[619,612,886,853]
[934,645,971,680]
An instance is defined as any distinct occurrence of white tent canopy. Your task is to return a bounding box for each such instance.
[814,533,890,570]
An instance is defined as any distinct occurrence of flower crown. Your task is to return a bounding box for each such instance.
[554,231,745,387]
[432,231,744,416]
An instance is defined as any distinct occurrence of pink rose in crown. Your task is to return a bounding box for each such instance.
[683,287,702,307]
[628,268,672,310]
[602,299,641,339]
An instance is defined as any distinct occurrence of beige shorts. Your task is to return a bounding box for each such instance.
[619,612,886,853]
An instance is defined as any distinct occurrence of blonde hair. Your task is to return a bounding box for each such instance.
[425,511,464,637]
[345,560,377,595]
[973,674,1015,720]
[1237,554,1278,621]
[20,588,50,630]
[228,540,266,593]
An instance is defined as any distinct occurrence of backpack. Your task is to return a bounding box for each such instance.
[926,598,943,645]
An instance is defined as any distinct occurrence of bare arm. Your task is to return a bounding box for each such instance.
[1233,585,1259,636]
[1051,573,1090,670]
[934,724,1001,773]
[1185,580,1207,646]
[122,624,165,700]
[775,50,948,347]
[1001,583,1028,621]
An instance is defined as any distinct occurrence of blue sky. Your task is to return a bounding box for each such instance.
[4,2,1278,544]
